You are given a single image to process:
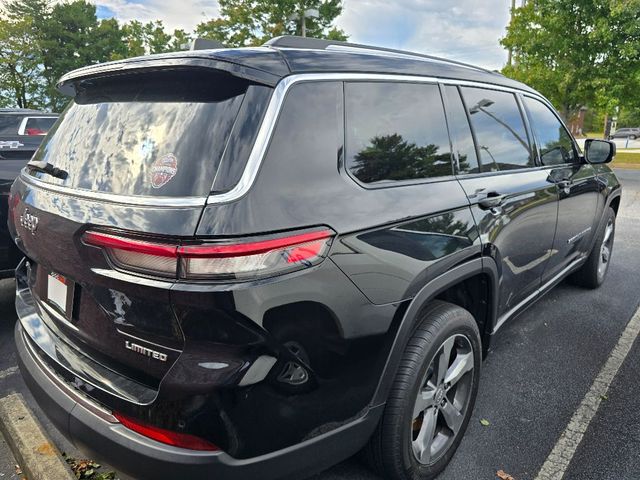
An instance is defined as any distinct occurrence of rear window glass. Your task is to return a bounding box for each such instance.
[345,82,452,184]
[21,117,57,136]
[0,116,22,136]
[28,69,249,197]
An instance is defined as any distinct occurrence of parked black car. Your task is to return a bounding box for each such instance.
[0,109,57,277]
[609,127,640,139]
[8,37,620,480]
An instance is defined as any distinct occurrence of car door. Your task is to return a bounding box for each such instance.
[442,85,558,321]
[521,95,601,281]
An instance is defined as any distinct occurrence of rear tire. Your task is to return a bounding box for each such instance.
[570,207,616,289]
[362,300,481,480]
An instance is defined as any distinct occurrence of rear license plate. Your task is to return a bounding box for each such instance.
[47,272,69,313]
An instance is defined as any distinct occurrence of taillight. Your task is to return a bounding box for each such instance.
[82,229,334,281]
[113,412,219,451]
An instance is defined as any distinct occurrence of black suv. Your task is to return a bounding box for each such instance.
[0,109,58,277]
[8,37,620,480]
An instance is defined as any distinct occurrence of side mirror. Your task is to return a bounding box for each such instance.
[584,139,616,164]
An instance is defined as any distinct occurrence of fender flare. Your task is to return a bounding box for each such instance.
[371,257,498,407]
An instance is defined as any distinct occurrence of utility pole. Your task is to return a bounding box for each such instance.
[507,0,515,67]
[290,6,319,37]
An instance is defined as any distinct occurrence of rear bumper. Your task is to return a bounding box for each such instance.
[15,319,382,480]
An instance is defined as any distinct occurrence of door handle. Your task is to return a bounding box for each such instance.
[478,192,505,209]
[557,180,572,190]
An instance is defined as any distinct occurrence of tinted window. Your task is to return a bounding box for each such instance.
[345,82,452,184]
[461,87,533,171]
[524,97,576,166]
[29,69,248,197]
[22,117,57,136]
[444,86,480,174]
[0,116,22,136]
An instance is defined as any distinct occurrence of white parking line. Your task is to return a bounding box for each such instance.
[536,305,640,480]
[0,366,18,380]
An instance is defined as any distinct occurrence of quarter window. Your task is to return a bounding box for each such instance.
[523,96,577,166]
[345,82,453,184]
[461,87,533,171]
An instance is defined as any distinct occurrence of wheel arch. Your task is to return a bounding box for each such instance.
[371,257,498,407]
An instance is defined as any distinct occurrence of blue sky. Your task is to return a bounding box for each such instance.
[93,0,511,69]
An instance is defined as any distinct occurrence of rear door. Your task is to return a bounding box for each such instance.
[443,85,558,320]
[10,68,262,390]
[522,95,601,281]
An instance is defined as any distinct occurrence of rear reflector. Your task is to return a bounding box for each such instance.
[83,229,334,280]
[114,412,219,451]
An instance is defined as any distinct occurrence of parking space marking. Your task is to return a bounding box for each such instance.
[0,367,18,381]
[536,305,640,480]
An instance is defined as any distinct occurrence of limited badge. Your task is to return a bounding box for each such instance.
[150,153,178,189]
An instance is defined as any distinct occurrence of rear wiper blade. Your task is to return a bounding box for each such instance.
[26,160,68,180]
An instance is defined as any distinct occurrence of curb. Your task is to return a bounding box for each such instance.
[0,393,76,480]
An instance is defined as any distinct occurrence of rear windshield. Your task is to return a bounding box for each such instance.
[0,116,22,136]
[28,69,248,197]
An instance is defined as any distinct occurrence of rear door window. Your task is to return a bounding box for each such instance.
[345,82,453,184]
[28,69,250,198]
[461,87,533,171]
[523,96,577,166]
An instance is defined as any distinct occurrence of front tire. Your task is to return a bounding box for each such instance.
[363,300,481,480]
[570,207,616,289]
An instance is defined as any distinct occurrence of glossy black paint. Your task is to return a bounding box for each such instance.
[8,42,622,480]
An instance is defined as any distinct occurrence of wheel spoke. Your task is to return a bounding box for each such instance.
[440,400,464,434]
[603,223,614,244]
[437,337,455,385]
[413,387,437,419]
[412,407,438,463]
[444,351,474,388]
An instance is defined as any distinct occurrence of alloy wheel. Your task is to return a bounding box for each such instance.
[411,334,475,465]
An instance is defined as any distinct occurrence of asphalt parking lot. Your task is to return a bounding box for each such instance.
[1,168,639,480]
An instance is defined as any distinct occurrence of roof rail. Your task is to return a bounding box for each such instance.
[264,36,494,74]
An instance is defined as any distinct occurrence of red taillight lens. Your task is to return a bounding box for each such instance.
[82,229,334,280]
[113,412,219,451]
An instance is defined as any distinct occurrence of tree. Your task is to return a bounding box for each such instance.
[501,0,640,121]
[196,0,347,47]
[0,17,47,108]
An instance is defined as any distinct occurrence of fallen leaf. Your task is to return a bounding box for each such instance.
[14,465,21,475]
[600,394,608,401]
[480,418,490,426]
[497,469,515,480]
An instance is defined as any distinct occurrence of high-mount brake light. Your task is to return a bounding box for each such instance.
[82,229,334,280]
[113,412,219,451]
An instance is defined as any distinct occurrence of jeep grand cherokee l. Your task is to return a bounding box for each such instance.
[8,36,620,480]
[0,109,58,277]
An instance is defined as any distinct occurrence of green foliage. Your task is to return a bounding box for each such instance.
[196,0,347,47]
[0,0,347,110]
[501,0,640,121]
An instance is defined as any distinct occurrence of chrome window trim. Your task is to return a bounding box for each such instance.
[19,169,207,208]
[206,72,547,206]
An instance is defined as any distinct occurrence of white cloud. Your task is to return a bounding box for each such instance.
[93,0,220,32]
[336,0,510,70]
[91,0,510,68]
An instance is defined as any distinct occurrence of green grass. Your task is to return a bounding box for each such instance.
[613,150,640,168]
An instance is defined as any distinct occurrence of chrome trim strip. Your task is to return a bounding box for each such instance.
[38,300,80,332]
[206,72,543,206]
[22,328,118,423]
[491,256,585,334]
[19,170,207,208]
